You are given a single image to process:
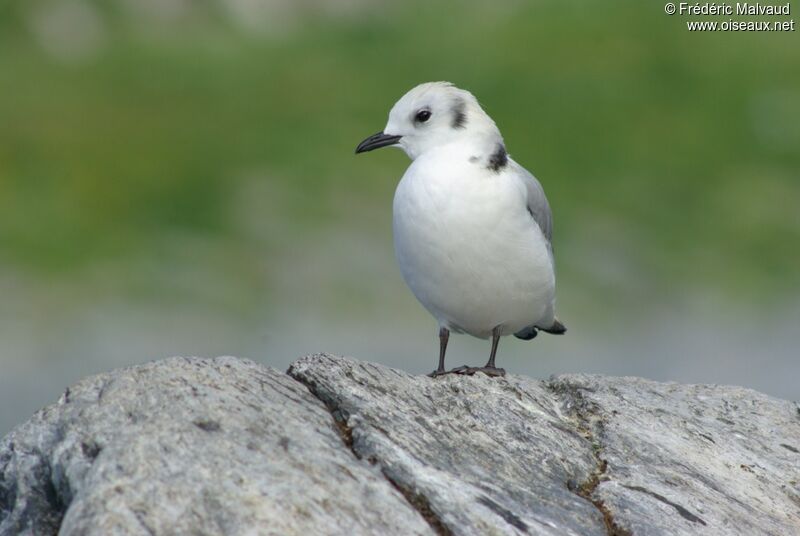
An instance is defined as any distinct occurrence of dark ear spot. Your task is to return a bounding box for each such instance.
[487,144,508,172]
[451,98,467,129]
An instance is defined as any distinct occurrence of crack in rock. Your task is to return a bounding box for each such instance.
[476,495,529,533]
[289,354,608,536]
[575,459,631,536]
[546,380,631,536]
[2,357,435,536]
[286,364,451,536]
[621,485,706,526]
[383,473,453,536]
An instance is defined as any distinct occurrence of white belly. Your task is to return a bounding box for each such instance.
[392,158,555,339]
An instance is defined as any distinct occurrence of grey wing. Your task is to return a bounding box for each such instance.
[511,162,564,339]
[514,163,553,246]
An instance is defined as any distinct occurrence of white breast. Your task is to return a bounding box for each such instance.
[392,147,556,339]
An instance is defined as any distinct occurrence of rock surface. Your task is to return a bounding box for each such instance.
[0,357,432,536]
[1,354,799,536]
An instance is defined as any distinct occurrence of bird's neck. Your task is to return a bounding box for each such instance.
[416,131,505,168]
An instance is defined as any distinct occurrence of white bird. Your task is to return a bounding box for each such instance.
[356,82,565,377]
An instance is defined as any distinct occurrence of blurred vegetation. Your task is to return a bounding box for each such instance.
[2,0,800,436]
[0,0,798,310]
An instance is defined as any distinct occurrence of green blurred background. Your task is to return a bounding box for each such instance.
[1,0,798,434]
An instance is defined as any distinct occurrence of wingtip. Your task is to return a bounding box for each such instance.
[541,319,567,335]
[513,326,538,340]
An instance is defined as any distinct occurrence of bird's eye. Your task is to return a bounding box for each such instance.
[415,109,432,123]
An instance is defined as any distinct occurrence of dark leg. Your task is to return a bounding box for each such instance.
[461,327,506,377]
[486,328,501,368]
[428,327,450,377]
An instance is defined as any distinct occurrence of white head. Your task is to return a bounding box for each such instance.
[356,82,504,161]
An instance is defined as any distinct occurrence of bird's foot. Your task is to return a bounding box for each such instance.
[434,365,506,377]
[428,365,471,377]
[429,365,506,377]
[455,366,506,377]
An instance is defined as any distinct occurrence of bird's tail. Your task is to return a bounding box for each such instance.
[540,318,567,335]
[514,318,567,341]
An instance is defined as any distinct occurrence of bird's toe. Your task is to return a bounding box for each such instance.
[472,366,506,377]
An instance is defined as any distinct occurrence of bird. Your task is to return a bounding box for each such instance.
[355,82,565,377]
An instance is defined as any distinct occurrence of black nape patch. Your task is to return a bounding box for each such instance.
[487,144,508,172]
[451,98,467,129]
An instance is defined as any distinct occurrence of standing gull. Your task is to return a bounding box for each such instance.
[356,82,566,377]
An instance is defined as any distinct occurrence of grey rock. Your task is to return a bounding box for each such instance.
[548,374,800,536]
[288,354,605,536]
[2,353,799,536]
[0,356,433,536]
[288,355,800,536]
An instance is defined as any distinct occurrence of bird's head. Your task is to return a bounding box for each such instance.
[355,82,502,160]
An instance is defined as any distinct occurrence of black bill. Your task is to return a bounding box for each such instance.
[355,131,402,154]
